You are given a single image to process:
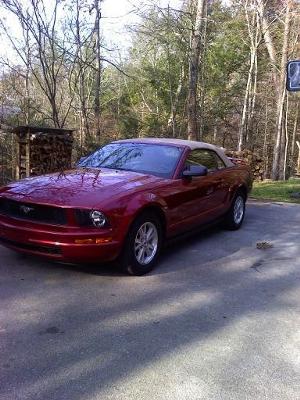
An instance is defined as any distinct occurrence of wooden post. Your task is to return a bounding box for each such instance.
[25,128,30,177]
[15,135,20,180]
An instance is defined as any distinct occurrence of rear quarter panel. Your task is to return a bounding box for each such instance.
[221,165,252,203]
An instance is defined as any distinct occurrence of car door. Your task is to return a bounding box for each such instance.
[165,149,228,234]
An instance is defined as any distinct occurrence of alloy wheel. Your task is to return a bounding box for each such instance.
[134,222,158,265]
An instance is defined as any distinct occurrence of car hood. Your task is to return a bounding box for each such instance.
[0,168,163,208]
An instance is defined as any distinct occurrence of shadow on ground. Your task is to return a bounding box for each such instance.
[0,202,300,399]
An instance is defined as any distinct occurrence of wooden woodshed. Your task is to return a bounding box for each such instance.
[12,125,74,179]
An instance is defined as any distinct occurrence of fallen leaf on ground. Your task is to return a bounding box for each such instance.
[256,241,273,250]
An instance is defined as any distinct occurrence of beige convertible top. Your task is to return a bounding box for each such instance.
[114,138,234,167]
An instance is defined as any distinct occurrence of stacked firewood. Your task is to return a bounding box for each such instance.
[225,149,264,181]
[20,132,73,176]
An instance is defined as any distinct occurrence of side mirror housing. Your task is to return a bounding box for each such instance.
[182,165,208,178]
[77,156,88,167]
[287,60,300,91]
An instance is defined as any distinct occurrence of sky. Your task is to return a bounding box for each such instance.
[101,0,183,54]
[0,0,183,62]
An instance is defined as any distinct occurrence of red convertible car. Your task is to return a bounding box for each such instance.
[0,138,252,275]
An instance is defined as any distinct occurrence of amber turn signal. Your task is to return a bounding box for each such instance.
[95,237,112,244]
[74,238,94,244]
[74,237,112,244]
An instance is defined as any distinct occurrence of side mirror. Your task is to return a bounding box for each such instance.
[287,60,300,91]
[182,165,208,178]
[77,156,87,166]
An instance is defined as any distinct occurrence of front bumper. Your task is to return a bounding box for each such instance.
[0,215,121,263]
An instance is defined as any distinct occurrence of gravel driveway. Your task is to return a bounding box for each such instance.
[0,201,300,400]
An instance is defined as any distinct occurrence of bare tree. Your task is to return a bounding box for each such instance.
[187,0,206,141]
[1,0,75,128]
[238,0,262,151]
[69,0,94,145]
[92,0,102,138]
[257,0,293,180]
[273,0,292,180]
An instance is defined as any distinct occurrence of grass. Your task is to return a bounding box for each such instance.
[251,179,300,203]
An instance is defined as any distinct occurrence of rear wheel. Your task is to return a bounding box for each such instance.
[223,192,246,230]
[119,213,162,276]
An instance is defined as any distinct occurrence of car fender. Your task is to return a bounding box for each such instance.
[127,192,167,219]
[93,191,167,245]
[119,192,168,238]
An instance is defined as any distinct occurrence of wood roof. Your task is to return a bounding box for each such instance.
[11,125,75,135]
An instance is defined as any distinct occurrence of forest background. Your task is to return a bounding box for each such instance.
[0,0,299,182]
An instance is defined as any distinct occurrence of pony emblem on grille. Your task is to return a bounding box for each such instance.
[20,205,34,214]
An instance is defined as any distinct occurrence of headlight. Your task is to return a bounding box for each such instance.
[90,210,107,228]
[75,209,109,228]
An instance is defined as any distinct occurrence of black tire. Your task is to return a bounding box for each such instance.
[223,192,246,230]
[119,212,163,276]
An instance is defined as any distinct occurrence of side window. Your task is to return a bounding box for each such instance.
[213,152,226,169]
[185,149,225,172]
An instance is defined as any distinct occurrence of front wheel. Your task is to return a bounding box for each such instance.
[119,213,162,276]
[223,193,246,230]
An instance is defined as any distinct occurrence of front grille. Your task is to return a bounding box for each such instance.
[0,237,62,255]
[0,198,67,225]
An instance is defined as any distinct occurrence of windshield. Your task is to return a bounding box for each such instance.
[78,142,183,178]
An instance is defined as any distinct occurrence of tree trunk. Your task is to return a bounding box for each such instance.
[239,51,255,151]
[239,2,260,151]
[263,99,269,179]
[257,0,279,92]
[283,94,289,180]
[257,0,292,180]
[291,100,299,173]
[75,0,90,146]
[198,0,208,140]
[187,0,206,141]
[272,0,292,180]
[94,0,102,138]
[297,141,300,175]
[167,64,185,136]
